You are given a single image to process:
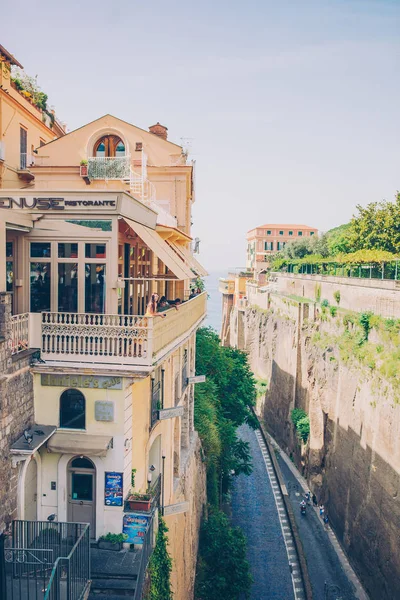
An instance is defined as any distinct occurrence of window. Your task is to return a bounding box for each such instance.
[40,139,46,147]
[264,241,273,251]
[277,242,286,251]
[58,264,78,312]
[289,231,293,236]
[135,142,143,152]
[310,231,315,236]
[85,243,106,258]
[31,242,51,258]
[93,135,125,157]
[58,243,78,258]
[85,264,106,313]
[298,231,303,236]
[279,230,284,236]
[266,230,271,235]
[71,457,93,469]
[20,127,27,169]
[60,389,85,429]
[30,263,51,312]
[6,242,13,294]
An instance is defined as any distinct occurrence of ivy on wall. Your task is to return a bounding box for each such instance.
[144,517,172,600]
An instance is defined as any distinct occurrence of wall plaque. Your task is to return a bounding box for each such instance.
[95,401,114,422]
[41,374,122,390]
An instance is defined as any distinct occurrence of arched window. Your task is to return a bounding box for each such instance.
[70,457,94,469]
[60,389,85,429]
[93,135,125,158]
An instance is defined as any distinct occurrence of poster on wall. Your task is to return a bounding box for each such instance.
[123,513,151,545]
[104,472,123,506]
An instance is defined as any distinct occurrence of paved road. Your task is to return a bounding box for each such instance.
[231,425,295,600]
[277,454,358,600]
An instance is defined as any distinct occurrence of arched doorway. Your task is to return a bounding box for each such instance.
[24,457,37,520]
[67,456,96,537]
[93,135,125,157]
[148,435,161,480]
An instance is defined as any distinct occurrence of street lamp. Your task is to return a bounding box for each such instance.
[161,450,166,516]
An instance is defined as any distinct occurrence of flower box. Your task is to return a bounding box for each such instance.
[80,164,88,177]
[127,497,151,512]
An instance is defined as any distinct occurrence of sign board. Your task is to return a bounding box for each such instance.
[188,375,206,384]
[0,196,117,211]
[159,406,184,420]
[95,401,114,422]
[104,472,123,506]
[123,513,151,545]
[163,501,190,517]
[41,374,122,390]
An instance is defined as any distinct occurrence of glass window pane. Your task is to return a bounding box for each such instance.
[58,243,78,258]
[71,457,93,469]
[115,141,125,156]
[58,264,78,312]
[72,474,93,501]
[6,242,13,257]
[6,262,13,292]
[96,141,106,157]
[31,242,51,258]
[85,264,106,313]
[85,243,106,258]
[298,231,303,236]
[30,263,51,312]
[60,389,85,429]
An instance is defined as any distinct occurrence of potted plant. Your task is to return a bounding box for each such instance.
[127,492,152,512]
[80,159,88,177]
[98,532,128,551]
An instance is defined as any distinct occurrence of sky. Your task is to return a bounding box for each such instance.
[2,0,400,272]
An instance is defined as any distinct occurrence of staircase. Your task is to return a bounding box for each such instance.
[88,547,141,599]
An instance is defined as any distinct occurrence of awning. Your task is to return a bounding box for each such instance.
[123,218,193,280]
[10,425,57,456]
[167,241,208,277]
[47,433,112,457]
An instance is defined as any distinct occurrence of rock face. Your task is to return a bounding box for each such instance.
[236,298,400,600]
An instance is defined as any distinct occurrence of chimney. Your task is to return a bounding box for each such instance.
[149,122,168,141]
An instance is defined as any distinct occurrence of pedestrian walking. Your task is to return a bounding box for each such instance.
[324,513,329,525]
[319,504,325,517]
[312,494,318,507]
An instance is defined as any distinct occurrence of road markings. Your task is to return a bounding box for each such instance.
[255,429,305,600]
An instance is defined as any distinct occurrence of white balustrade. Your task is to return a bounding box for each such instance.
[10,313,30,355]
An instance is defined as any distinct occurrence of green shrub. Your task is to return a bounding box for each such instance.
[99,533,128,543]
[291,408,307,426]
[359,311,374,341]
[321,299,329,308]
[195,511,252,600]
[329,305,337,317]
[314,283,321,302]
[333,290,341,305]
[290,408,310,443]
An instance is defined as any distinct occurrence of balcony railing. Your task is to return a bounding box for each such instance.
[17,292,207,367]
[88,155,130,180]
[0,141,5,161]
[10,313,29,355]
[20,153,35,170]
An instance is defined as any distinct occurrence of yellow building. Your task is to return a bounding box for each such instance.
[2,113,207,598]
[0,43,66,189]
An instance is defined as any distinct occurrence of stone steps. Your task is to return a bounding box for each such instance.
[89,576,136,597]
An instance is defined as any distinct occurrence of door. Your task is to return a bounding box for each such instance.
[67,457,96,538]
[24,458,37,521]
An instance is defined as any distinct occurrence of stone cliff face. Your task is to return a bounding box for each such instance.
[237,298,400,600]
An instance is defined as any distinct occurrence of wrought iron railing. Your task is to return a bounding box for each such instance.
[2,520,90,600]
[19,153,34,170]
[87,155,130,180]
[151,380,161,428]
[133,512,155,600]
[150,474,162,510]
[10,313,29,355]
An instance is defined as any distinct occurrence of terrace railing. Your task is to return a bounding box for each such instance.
[10,313,29,355]
[87,155,130,180]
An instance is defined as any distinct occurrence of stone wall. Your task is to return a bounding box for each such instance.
[166,432,206,600]
[234,297,400,600]
[274,272,400,318]
[0,293,35,532]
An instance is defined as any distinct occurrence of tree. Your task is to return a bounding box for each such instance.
[325,223,352,255]
[195,511,252,600]
[347,193,400,254]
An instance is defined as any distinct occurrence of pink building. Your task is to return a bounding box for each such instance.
[246,223,318,273]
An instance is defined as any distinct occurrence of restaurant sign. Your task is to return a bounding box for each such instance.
[123,513,152,545]
[104,472,123,506]
[0,196,117,210]
[41,374,122,390]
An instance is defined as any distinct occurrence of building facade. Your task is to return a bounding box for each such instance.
[0,44,65,189]
[0,112,207,598]
[246,223,318,273]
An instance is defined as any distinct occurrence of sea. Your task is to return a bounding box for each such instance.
[203,271,225,333]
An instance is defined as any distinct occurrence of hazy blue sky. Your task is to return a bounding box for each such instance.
[2,0,399,271]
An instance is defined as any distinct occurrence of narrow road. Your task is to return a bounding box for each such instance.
[276,454,359,600]
[231,425,296,600]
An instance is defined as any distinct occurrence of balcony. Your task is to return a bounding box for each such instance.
[14,292,207,367]
[219,278,235,295]
[18,153,35,181]
[87,155,130,180]
[0,141,5,161]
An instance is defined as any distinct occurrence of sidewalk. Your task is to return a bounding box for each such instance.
[267,432,369,600]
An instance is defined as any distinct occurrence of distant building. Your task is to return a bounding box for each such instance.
[246,223,318,273]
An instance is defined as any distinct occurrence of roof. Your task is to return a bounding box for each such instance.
[0,44,23,68]
[10,425,56,455]
[38,114,182,150]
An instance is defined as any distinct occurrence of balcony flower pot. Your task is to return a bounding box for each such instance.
[98,540,123,551]
[98,533,128,551]
[80,163,89,177]
[127,494,152,512]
